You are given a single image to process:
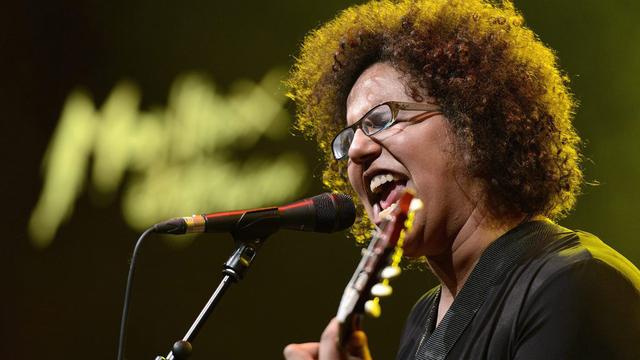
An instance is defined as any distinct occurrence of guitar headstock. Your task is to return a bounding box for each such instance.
[336,189,423,346]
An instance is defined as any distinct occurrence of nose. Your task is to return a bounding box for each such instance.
[348,129,381,164]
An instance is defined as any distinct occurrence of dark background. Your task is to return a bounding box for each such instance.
[2,0,639,359]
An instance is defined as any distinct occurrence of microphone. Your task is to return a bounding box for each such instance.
[153,193,356,235]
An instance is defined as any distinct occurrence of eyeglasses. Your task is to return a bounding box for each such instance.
[331,101,442,160]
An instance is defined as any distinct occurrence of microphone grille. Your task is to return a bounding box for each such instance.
[312,193,356,233]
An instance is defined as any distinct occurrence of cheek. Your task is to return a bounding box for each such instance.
[398,133,459,218]
[346,164,362,196]
[347,163,373,212]
[347,164,359,189]
[409,153,457,211]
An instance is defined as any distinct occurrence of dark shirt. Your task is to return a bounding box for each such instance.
[396,220,640,360]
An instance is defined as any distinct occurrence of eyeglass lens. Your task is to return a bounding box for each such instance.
[362,104,393,134]
[332,128,354,159]
[333,104,394,159]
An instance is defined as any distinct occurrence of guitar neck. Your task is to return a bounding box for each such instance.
[335,190,417,350]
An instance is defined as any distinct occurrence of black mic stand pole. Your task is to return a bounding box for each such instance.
[155,219,280,360]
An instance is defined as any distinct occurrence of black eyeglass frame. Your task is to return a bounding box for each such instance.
[331,101,442,160]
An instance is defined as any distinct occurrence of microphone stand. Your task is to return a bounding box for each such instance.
[155,218,280,360]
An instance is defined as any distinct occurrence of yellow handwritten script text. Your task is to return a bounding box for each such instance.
[29,69,308,248]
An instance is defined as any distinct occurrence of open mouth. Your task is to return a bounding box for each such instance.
[368,172,408,225]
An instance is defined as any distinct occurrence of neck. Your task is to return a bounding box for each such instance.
[426,210,528,298]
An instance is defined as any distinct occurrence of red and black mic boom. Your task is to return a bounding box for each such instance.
[153,193,356,235]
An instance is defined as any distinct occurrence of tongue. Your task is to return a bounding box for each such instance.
[380,183,406,210]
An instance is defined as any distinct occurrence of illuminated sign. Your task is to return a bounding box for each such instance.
[29,69,307,248]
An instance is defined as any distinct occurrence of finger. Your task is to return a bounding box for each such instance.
[348,331,372,360]
[283,342,320,360]
[319,318,343,360]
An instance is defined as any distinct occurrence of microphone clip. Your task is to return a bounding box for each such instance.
[224,214,280,281]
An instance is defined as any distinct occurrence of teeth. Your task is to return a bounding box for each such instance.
[378,203,398,220]
[370,173,400,193]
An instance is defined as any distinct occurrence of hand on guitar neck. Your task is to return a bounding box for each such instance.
[283,318,372,360]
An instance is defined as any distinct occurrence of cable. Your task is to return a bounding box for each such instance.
[117,227,155,360]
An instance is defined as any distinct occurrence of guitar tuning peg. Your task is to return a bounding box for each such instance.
[371,283,393,297]
[381,265,401,279]
[365,299,381,318]
[409,198,423,212]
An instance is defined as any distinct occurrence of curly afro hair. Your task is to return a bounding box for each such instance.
[287,0,582,244]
